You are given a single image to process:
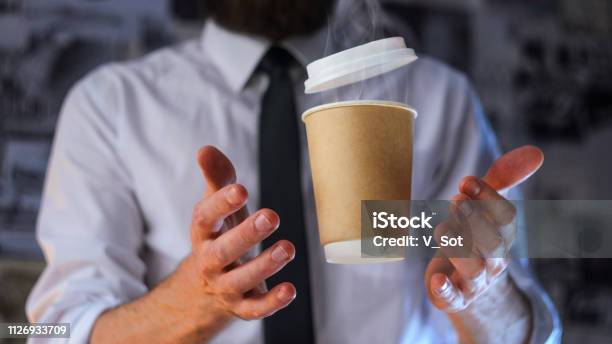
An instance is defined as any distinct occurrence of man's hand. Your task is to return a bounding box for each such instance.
[179,145,297,319]
[92,146,296,343]
[426,177,518,312]
[424,146,544,344]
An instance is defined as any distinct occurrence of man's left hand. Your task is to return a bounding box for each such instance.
[424,146,544,343]
[425,176,517,313]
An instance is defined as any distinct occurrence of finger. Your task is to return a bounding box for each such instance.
[219,240,295,294]
[191,184,248,242]
[209,209,280,269]
[433,219,472,258]
[197,146,237,197]
[429,273,465,313]
[483,145,544,193]
[458,178,517,249]
[448,255,487,296]
[234,282,296,320]
[424,252,454,282]
[450,199,510,278]
[459,177,517,226]
[450,194,506,259]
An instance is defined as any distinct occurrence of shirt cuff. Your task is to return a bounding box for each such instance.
[27,296,124,344]
[507,261,563,344]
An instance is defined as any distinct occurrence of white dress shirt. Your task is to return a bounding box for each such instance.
[26,20,561,343]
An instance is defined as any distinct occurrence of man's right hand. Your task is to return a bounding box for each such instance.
[185,145,297,316]
[91,146,296,343]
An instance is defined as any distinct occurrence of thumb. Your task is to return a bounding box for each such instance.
[196,146,256,287]
[196,145,249,235]
[483,145,544,193]
[197,146,237,197]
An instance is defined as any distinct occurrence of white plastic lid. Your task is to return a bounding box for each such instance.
[304,37,417,94]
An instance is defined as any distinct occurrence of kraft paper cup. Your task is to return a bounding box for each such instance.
[302,100,416,264]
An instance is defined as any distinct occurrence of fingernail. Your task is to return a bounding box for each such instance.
[277,286,295,302]
[464,179,481,197]
[434,278,452,298]
[271,245,289,262]
[434,278,466,313]
[255,213,274,232]
[458,201,473,217]
[226,185,243,205]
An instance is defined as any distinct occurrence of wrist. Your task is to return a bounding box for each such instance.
[448,273,532,344]
[150,255,233,340]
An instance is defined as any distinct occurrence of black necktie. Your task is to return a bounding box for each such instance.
[258,47,314,343]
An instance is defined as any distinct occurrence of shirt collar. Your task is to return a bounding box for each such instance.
[201,19,328,93]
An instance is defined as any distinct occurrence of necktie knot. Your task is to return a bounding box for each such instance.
[258,46,297,76]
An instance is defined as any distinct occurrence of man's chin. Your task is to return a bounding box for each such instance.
[205,0,335,41]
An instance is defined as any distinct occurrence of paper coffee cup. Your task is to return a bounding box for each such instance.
[302,100,416,264]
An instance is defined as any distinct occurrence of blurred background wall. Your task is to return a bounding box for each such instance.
[0,0,611,342]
